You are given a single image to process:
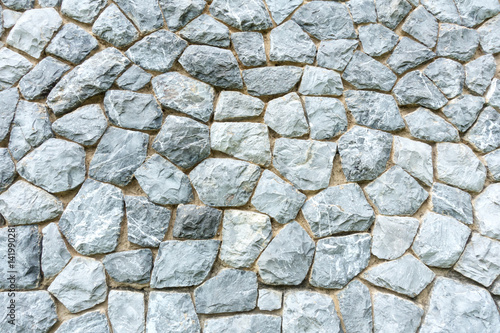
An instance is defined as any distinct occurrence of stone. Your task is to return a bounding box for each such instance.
[210,122,271,166]
[125,196,171,247]
[46,23,98,64]
[393,70,448,110]
[317,39,358,72]
[338,280,372,333]
[436,23,479,62]
[338,126,392,182]
[92,4,139,48]
[190,158,261,207]
[464,106,500,153]
[194,269,258,314]
[108,291,144,333]
[6,8,62,58]
[152,72,215,123]
[126,30,187,73]
[376,0,412,29]
[424,58,465,99]
[282,291,342,333]
[442,94,485,132]
[273,138,336,191]
[299,66,343,97]
[180,14,230,47]
[478,14,500,54]
[47,48,129,115]
[348,0,377,24]
[402,5,438,48]
[393,136,433,186]
[257,222,315,286]
[431,182,473,225]
[365,166,429,216]
[373,293,423,333]
[153,115,210,169]
[59,179,123,255]
[0,88,18,141]
[269,21,316,64]
[266,0,301,25]
[214,91,265,121]
[41,223,71,279]
[487,78,500,108]
[204,314,281,333]
[1,0,34,11]
[465,54,496,95]
[455,0,500,28]
[173,204,222,239]
[292,1,355,40]
[19,57,70,101]
[48,257,107,313]
[405,108,460,142]
[104,90,162,131]
[0,47,33,91]
[60,0,106,23]
[345,90,404,131]
[231,32,267,67]
[243,66,303,96]
[114,0,164,33]
[17,138,86,193]
[371,216,419,260]
[264,93,309,138]
[310,234,371,289]
[436,143,486,192]
[209,0,272,31]
[420,277,500,333]
[0,149,15,192]
[146,292,200,333]
[363,254,435,297]
[135,154,194,205]
[474,184,500,240]
[54,311,110,333]
[302,184,375,238]
[39,0,60,7]
[179,45,243,89]
[103,249,152,284]
[358,24,399,57]
[51,104,108,146]
[159,0,205,32]
[342,52,397,92]
[304,97,346,140]
[116,65,152,91]
[258,289,282,311]
[89,127,148,186]
[150,240,219,288]
[421,0,461,24]
[485,149,500,181]
[0,180,62,225]
[387,37,436,75]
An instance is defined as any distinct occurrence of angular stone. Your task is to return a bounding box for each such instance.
[376,0,412,29]
[46,23,98,64]
[54,311,110,333]
[405,108,460,142]
[180,14,230,47]
[402,6,438,48]
[146,292,200,333]
[348,0,377,24]
[317,39,358,72]
[205,314,281,333]
[60,0,106,23]
[0,149,15,193]
[443,95,485,132]
[159,0,205,32]
[173,204,221,239]
[19,57,70,101]
[299,66,343,97]
[485,149,500,181]
[373,293,423,333]
[92,4,139,48]
[474,184,500,240]
[421,0,461,24]
[436,23,479,62]
[103,249,152,284]
[304,97,346,140]
[231,32,266,67]
[270,21,316,64]
[150,240,219,288]
[455,0,500,28]
[487,78,500,108]
[478,14,500,54]
[114,0,164,33]
[258,289,282,311]
[465,54,496,95]
[41,223,71,279]
[424,58,465,99]
[393,70,448,110]
[59,179,123,255]
[108,291,144,333]
[264,93,308,138]
[209,0,272,31]
[431,182,473,224]
[0,88,18,141]
[0,47,33,91]
[338,280,372,333]
[214,91,265,121]
[343,52,397,91]
[266,0,301,25]
[243,66,303,96]
[1,0,34,11]
[358,24,399,57]
[387,37,436,75]
[371,216,419,260]
[464,106,500,153]
[116,65,151,91]
[393,136,433,186]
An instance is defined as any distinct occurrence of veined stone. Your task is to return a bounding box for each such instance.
[231,32,267,67]
[485,149,500,181]
[299,66,343,97]
[373,292,423,333]
[304,97,347,140]
[376,0,412,29]
[358,24,399,57]
[214,91,265,121]
[146,292,200,333]
[387,37,436,75]
[92,4,139,48]
[179,14,230,48]
[317,39,358,72]
[405,108,460,142]
[209,0,272,31]
[45,23,98,65]
[436,23,479,62]
[60,0,106,24]
[478,14,500,54]
[348,0,377,24]
[116,65,152,91]
[474,183,500,240]
[0,88,18,141]
[269,21,316,64]
[54,311,110,333]
[114,0,164,33]
[454,0,500,28]
[103,249,153,284]
[465,54,496,95]
[393,70,447,110]
[431,182,473,225]
[204,314,281,333]
[243,66,303,96]
[343,52,397,91]
[264,93,309,138]
[424,58,465,99]
[421,0,461,24]
[172,204,221,239]
[19,57,70,101]
[442,94,485,132]
[464,106,500,153]
[338,280,373,333]
[0,149,15,193]
[108,291,144,333]
[393,136,433,186]
[41,223,71,279]
[371,216,419,260]
[402,5,438,48]
[266,0,302,25]
[159,0,205,32]
[0,47,32,91]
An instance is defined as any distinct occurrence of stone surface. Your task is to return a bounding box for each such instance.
[421,0,461,24]
[92,4,139,48]
[54,311,110,333]
[373,293,423,333]
[376,0,412,29]
[41,223,71,279]
[270,21,316,64]
[231,32,266,67]
[204,314,281,333]
[116,65,152,91]
[264,93,309,138]
[19,57,70,101]
[402,5,438,48]
[1,0,34,11]
[173,204,222,239]
[108,291,144,333]
[337,280,372,333]
[393,70,448,110]
[60,0,106,23]
[387,37,436,75]
[146,292,200,333]
[0,88,18,141]
[243,66,303,96]
[215,91,265,121]
[179,14,230,48]
[393,136,433,186]
[114,0,164,33]
[442,94,485,132]
[46,23,98,65]
[478,14,500,54]
[437,24,479,63]
[103,249,152,284]
[431,182,473,225]
[371,216,419,260]
[299,67,343,97]
[258,289,282,311]
[348,0,377,24]
[159,0,205,32]
[464,106,500,153]
[266,0,301,25]
[0,47,33,91]
[304,97,347,140]
[405,108,460,142]
[474,183,500,240]
[485,149,500,181]
[424,58,465,99]
[209,0,272,31]
[455,0,500,28]
[0,149,15,193]
[465,54,496,95]
[343,52,397,91]
[317,39,358,72]
[358,24,399,57]
[487,78,500,108]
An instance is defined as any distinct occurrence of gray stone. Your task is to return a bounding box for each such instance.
[231,32,267,67]
[373,293,423,333]
[485,149,500,181]
[243,66,303,96]
[190,158,261,207]
[490,277,500,295]
[1,0,34,11]
[103,249,152,284]
[59,179,123,255]
[342,52,397,91]
[465,54,496,95]
[0,47,33,91]
[431,182,473,224]
[478,14,500,54]
[19,57,70,101]
[48,257,107,313]
[371,216,419,260]
[180,14,230,47]
[258,289,282,311]
[266,0,301,25]
[257,222,315,286]
[487,78,500,108]
[210,122,271,166]
[442,94,485,132]
[304,97,346,140]
[108,291,144,333]
[402,6,438,48]
[41,223,71,279]
[376,0,412,29]
[46,23,98,64]
[363,254,435,297]
[317,39,358,72]
[358,24,399,57]
[150,240,219,288]
[52,104,108,146]
[135,154,194,205]
[47,48,129,115]
[421,0,461,24]
[405,108,460,142]
[116,65,151,91]
[420,277,500,333]
[146,292,200,333]
[125,196,171,247]
[283,291,342,333]
[60,0,106,23]
[474,184,500,240]
[387,37,436,75]
[54,311,110,333]
[264,93,309,138]
[126,30,187,73]
[393,70,448,110]
[455,0,500,28]
[0,88,18,141]
[436,143,486,192]
[270,21,316,64]
[209,0,272,31]
[299,66,343,97]
[338,280,372,333]
[152,72,215,123]
[114,0,164,33]
[273,138,336,191]
[393,136,433,186]
[205,314,281,333]
[424,58,465,99]
[194,269,257,314]
[348,0,377,24]
[464,106,500,153]
[214,91,265,121]
[173,204,221,239]
[89,127,148,186]
[0,149,15,192]
[92,4,139,48]
[436,23,479,62]
[159,0,205,32]
[39,0,60,7]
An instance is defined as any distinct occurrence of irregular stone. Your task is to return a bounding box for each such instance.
[39,0,60,7]
[60,0,106,23]
[46,23,98,64]
[103,249,152,284]
[343,52,397,91]
[92,4,139,48]
[304,97,346,140]
[264,93,309,138]
[464,106,500,153]
[373,292,423,333]
[231,32,267,67]
[371,216,419,260]
[0,149,15,192]
[421,0,461,24]
[54,311,109,333]
[173,204,221,239]
[393,70,448,110]
[19,57,70,101]
[436,23,479,62]
[41,223,71,279]
[299,66,343,97]
[209,0,272,31]
[0,47,33,91]
[146,292,200,333]
[258,289,282,311]
[376,0,412,29]
[478,14,500,54]
[266,0,301,25]
[338,280,372,333]
[348,0,377,24]
[402,5,438,48]
[204,314,281,333]
[257,222,315,286]
[455,0,500,28]
[487,78,500,108]
[150,240,219,288]
[485,149,500,181]
[243,66,303,96]
[108,291,144,333]
[114,0,164,33]
[59,179,123,255]
[270,21,316,64]
[317,39,358,72]
[1,0,34,11]
[405,108,460,142]
[116,65,151,91]
[393,136,433,186]
[474,183,500,240]
[180,14,230,47]
[431,182,473,224]
[465,54,496,95]
[442,94,485,132]
[358,24,399,57]
[424,58,465,99]
[214,91,265,121]
[0,88,18,141]
[387,37,436,75]
[159,0,205,32]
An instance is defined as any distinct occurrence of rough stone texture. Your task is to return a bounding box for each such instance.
[0,88,18,141]
[299,66,343,97]
[180,14,230,48]
[405,108,460,142]
[348,0,377,24]
[421,0,460,22]
[204,314,281,333]
[478,14,500,54]
[304,97,347,140]
[0,47,33,91]
[393,70,448,110]
[92,4,139,48]
[266,0,301,25]
[146,292,200,333]
[454,0,500,28]
[270,21,316,64]
[243,66,303,96]
[464,106,500,153]
[431,182,473,225]
[474,183,500,240]
[209,0,272,31]
[41,223,71,279]
[60,0,106,24]
[373,293,424,333]
[114,0,164,33]
[393,136,433,186]
[215,91,265,121]
[19,57,70,101]
[442,94,485,132]
[487,78,500,108]
[337,280,373,333]
[173,204,222,239]
[371,216,419,260]
[116,65,152,91]
[358,24,399,57]
[158,0,205,32]
[376,0,412,29]
[54,311,110,333]
[387,37,436,75]
[0,149,15,193]
[264,93,308,138]
[46,23,98,65]
[465,54,496,95]
[317,39,358,72]
[1,0,34,11]
[103,249,152,284]
[108,291,144,333]
[424,58,465,99]
[258,289,282,311]
[436,24,479,62]
[402,6,438,48]
[485,149,500,181]
[343,52,397,91]
[231,32,267,67]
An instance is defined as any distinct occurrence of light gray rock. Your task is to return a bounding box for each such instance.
[317,39,358,72]
[209,0,272,31]
[159,0,205,32]
[89,127,148,186]
[373,292,423,333]
[180,14,229,47]
[464,106,500,153]
[1,0,34,11]
[393,70,448,110]
[146,292,200,333]
[0,88,18,141]
[421,0,461,24]
[46,23,98,64]
[436,23,479,62]
[465,54,496,95]
[266,0,301,25]
[41,223,71,279]
[358,24,399,56]
[204,314,281,333]
[474,183,500,240]
[114,0,164,33]
[243,66,303,96]
[60,0,106,23]
[387,37,436,75]
[92,4,139,48]
[376,0,412,29]
[190,158,261,207]
[150,240,219,288]
[264,93,309,138]
[299,66,343,97]
[273,138,336,191]
[431,182,473,224]
[424,58,465,99]
[116,65,151,91]
[258,289,282,311]
[270,21,316,64]
[39,0,60,7]
[478,14,500,54]
[405,108,460,142]
[342,52,397,91]
[455,0,500,28]
[108,291,144,333]
[257,222,315,286]
[487,78,500,108]
[393,136,433,186]
[485,149,500,181]
[348,0,377,24]
[59,179,123,255]
[103,249,152,284]
[0,47,33,91]
[304,97,346,140]
[402,5,438,48]
[19,57,70,101]
[231,32,266,67]
[215,91,264,121]
[0,149,15,192]
[371,216,419,260]
[338,280,372,333]
[173,204,221,239]
[54,311,110,333]
[442,94,485,132]
[490,277,500,295]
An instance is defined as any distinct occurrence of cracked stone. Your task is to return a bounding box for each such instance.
[487,78,500,108]
[376,0,412,29]
[431,182,473,225]
[393,70,448,110]
[116,65,152,91]
[442,94,485,132]
[41,223,71,279]
[270,21,316,64]
[146,292,200,333]
[159,0,205,32]
[60,0,106,23]
[0,47,33,91]
[317,39,358,72]
[465,54,496,95]
[343,52,397,91]
[215,91,265,121]
[299,66,343,97]
[478,14,500,54]
[455,0,500,28]
[424,58,465,99]
[393,136,433,186]
[464,106,500,153]
[266,0,301,25]
[358,24,399,57]
[371,216,419,260]
[103,249,153,284]
[258,289,282,311]
[46,23,98,64]
[180,14,229,48]
[231,32,266,67]
[92,4,139,48]
[209,0,272,31]
[348,0,377,24]
[0,88,18,141]
[338,280,373,333]
[387,37,436,75]
[474,183,500,240]
[54,311,109,333]
[421,0,461,24]
[485,149,500,181]
[243,66,303,97]
[405,108,460,142]
[304,97,346,140]
[436,23,479,62]
[173,204,222,239]
[264,93,309,138]
[402,5,438,48]
[114,0,164,33]
[108,291,144,333]
[0,149,15,193]
[373,292,423,333]
[19,57,70,101]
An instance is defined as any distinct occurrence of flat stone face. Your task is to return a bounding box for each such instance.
[231,32,267,67]
[180,14,230,48]
[54,311,110,333]
[19,57,70,101]
[442,94,485,132]
[402,6,438,48]
[114,0,164,33]
[371,216,419,260]
[393,70,448,110]
[465,54,496,95]
[405,108,460,142]
[194,269,258,314]
[116,65,152,91]
[0,88,18,141]
[173,204,222,239]
[264,93,309,138]
[61,0,106,23]
[258,289,282,311]
[48,257,107,313]
[373,293,423,333]
[92,4,139,48]
[146,292,200,333]
[455,0,500,28]
[387,37,436,75]
[257,222,315,286]
[266,0,301,25]
[478,14,500,54]
[159,0,205,32]
[338,280,372,333]
[269,21,316,64]
[0,149,15,193]
[464,106,500,153]
[243,66,303,96]
[343,52,397,91]
[46,23,98,64]
[431,183,473,225]
[0,47,33,91]
[108,291,144,333]
[299,66,343,97]
[487,78,500,108]
[103,249,152,284]
[421,0,461,24]
[150,240,219,288]
[215,91,265,121]
[304,97,347,140]
[393,136,433,186]
[317,39,358,72]
[273,138,336,191]
[59,179,124,255]
[283,291,342,333]
[41,223,71,279]
[424,58,465,99]
[485,149,500,181]
[204,314,282,333]
[358,24,399,57]
[475,184,500,240]
[376,0,412,29]
[436,24,479,62]
[209,0,272,31]
[348,0,377,24]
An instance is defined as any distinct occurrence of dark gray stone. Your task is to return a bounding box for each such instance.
[269,21,316,64]
[405,108,460,142]
[103,249,152,284]
[348,0,377,24]
[54,311,110,333]
[376,0,412,29]
[173,204,221,239]
[19,57,70,101]
[465,54,496,95]
[393,70,448,110]
[338,280,373,333]
[0,149,15,193]
[114,0,164,33]
[214,91,265,121]
[46,23,98,65]
[209,0,272,31]
[41,223,71,279]
[231,32,267,67]
[436,23,479,62]
[0,47,33,91]
[204,314,281,333]
[431,182,473,225]
[474,183,500,240]
[478,14,500,54]
[464,106,500,153]
[92,4,139,48]
[442,94,485,132]
[373,293,423,333]
[258,289,282,311]
[159,0,205,32]
[116,65,152,91]
[424,58,465,99]
[180,14,230,47]
[402,5,438,48]
[343,52,397,91]
[299,66,343,97]
[393,136,433,186]
[371,216,419,260]
[264,93,309,138]
[60,0,106,23]
[455,0,500,28]
[485,149,500,181]
[304,97,346,140]
[358,24,399,57]
[0,88,18,141]
[243,66,303,96]
[317,39,358,72]
[146,292,200,333]
[387,37,436,75]
[108,291,144,333]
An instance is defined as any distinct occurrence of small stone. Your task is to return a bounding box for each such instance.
[231,32,267,67]
[103,249,152,284]
[243,66,303,97]
[0,47,33,91]
[317,39,358,72]
[478,14,500,54]
[474,183,500,240]
[180,14,230,47]
[146,292,200,333]
[257,222,315,286]
[299,66,343,97]
[41,223,71,279]
[405,108,460,142]
[387,37,436,75]
[343,52,397,92]
[214,91,265,121]
[159,0,205,32]
[431,182,473,225]
[373,292,423,333]
[204,314,281,333]
[464,106,500,153]
[304,97,346,140]
[269,21,316,64]
[89,127,148,186]
[436,23,479,62]
[92,4,139,48]
[54,311,110,333]
[1,0,34,11]
[194,269,257,314]
[371,216,419,260]
[190,158,261,207]
[465,54,496,95]
[487,78,500,108]
[358,24,399,57]
[209,0,272,31]
[39,0,60,7]
[19,57,70,101]
[348,0,377,24]
[264,93,309,138]
[421,0,461,24]
[173,204,221,239]
[442,94,485,132]
[266,0,301,25]
[424,58,465,99]
[60,0,106,23]
[376,0,412,29]
[150,240,219,288]
[48,257,107,313]
[393,136,433,186]
[338,280,372,333]
[402,5,439,48]
[114,0,164,33]
[393,70,448,110]
[116,65,152,91]
[0,149,15,193]
[455,0,500,28]
[46,23,98,64]
[258,289,282,311]
[485,149,500,181]
[108,291,144,333]
[0,88,18,141]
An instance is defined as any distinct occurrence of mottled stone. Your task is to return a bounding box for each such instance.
[264,93,309,138]
[464,106,500,153]
[376,0,412,29]
[487,78,500,108]
[0,149,15,193]
[373,293,423,333]
[436,23,479,62]
[478,14,500,54]
[46,23,98,64]
[358,24,399,57]
[204,314,281,333]
[103,249,152,284]
[39,0,60,7]
[266,0,301,25]
[424,58,465,99]
[180,14,230,47]
[243,66,303,96]
[455,0,500,28]
[431,182,473,224]
[443,95,485,132]
[421,0,461,24]
[92,4,139,48]
[231,32,266,67]
[338,280,372,333]
[209,0,272,31]
[19,57,70,101]
[108,291,144,333]
[405,108,460,142]
[0,47,33,91]
[41,223,71,279]
[393,70,448,110]
[270,21,316,64]
[343,52,397,91]
[371,216,419,260]
[215,91,264,121]
[393,136,433,186]
[402,6,438,48]
[116,65,151,91]
[114,0,164,33]
[474,183,500,240]
[159,0,205,32]
[173,204,221,239]
[258,289,282,311]
[485,149,500,181]
[60,0,106,23]
[299,66,343,97]
[54,311,110,333]
[1,0,34,11]
[348,0,377,24]
[387,37,436,75]
[0,88,18,141]
[304,97,346,140]
[146,292,200,333]
[317,39,358,72]
[465,54,496,95]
